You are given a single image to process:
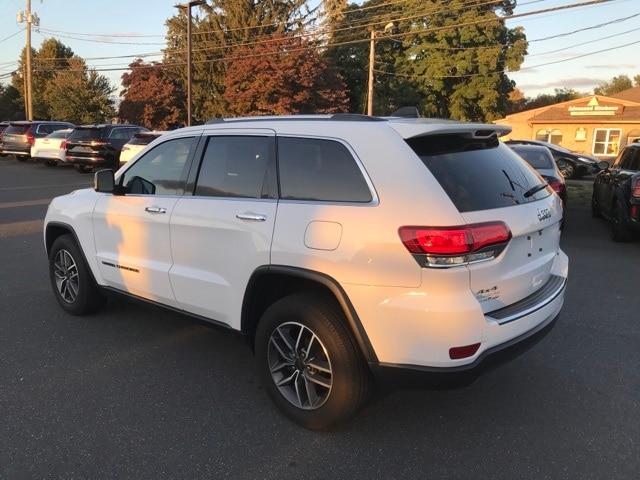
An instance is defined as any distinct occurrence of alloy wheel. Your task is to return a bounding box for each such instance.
[267,322,333,410]
[53,249,79,303]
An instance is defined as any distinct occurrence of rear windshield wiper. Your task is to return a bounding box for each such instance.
[524,183,548,198]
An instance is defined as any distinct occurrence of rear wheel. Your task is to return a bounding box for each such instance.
[43,160,57,167]
[75,165,93,173]
[255,293,370,430]
[49,235,106,315]
[16,156,28,162]
[611,199,631,242]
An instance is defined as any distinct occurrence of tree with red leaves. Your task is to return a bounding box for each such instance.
[119,59,183,129]
[223,34,350,116]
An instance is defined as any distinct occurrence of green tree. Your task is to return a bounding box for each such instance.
[324,0,421,115]
[119,59,182,129]
[594,74,633,96]
[12,39,75,119]
[163,0,314,122]
[42,58,115,124]
[223,33,349,115]
[401,0,527,121]
[0,83,22,120]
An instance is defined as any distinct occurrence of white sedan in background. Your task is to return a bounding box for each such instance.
[32,128,74,167]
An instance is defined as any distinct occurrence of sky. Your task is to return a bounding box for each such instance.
[0,0,638,102]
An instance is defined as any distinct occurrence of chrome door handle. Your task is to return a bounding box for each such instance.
[236,213,267,222]
[145,206,167,214]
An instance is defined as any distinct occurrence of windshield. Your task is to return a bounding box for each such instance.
[407,135,551,212]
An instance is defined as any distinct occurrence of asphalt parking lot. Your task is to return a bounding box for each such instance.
[1,158,639,479]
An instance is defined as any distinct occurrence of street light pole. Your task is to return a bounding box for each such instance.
[174,1,205,126]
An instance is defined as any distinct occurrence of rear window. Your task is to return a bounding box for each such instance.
[127,135,159,146]
[5,125,31,135]
[46,129,72,139]
[68,128,104,141]
[406,135,550,212]
[510,147,555,170]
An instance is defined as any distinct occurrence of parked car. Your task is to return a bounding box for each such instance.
[65,124,149,173]
[504,139,600,179]
[119,131,168,164]
[508,144,567,205]
[31,128,74,166]
[1,121,75,160]
[0,121,10,157]
[591,142,640,241]
[44,114,567,429]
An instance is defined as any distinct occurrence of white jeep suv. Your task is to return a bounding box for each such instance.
[44,115,568,429]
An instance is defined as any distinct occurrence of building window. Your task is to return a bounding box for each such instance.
[535,128,563,145]
[593,129,621,156]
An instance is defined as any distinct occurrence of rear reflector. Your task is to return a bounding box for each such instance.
[449,343,481,359]
[632,178,640,199]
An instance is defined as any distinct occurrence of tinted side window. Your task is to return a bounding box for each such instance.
[119,137,195,195]
[194,136,271,198]
[407,136,549,212]
[278,137,372,202]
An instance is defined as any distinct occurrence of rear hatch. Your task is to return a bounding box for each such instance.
[400,127,564,314]
[66,126,107,159]
[2,124,31,149]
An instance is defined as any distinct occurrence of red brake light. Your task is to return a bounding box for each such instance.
[632,178,640,199]
[547,179,564,193]
[399,222,511,267]
[60,140,67,149]
[26,129,35,145]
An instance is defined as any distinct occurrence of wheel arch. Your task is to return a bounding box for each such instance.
[45,222,102,286]
[241,266,378,364]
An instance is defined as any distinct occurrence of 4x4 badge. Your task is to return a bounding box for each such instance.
[537,208,551,222]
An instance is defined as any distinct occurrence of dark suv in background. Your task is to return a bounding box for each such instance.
[65,124,149,173]
[592,143,640,241]
[1,121,75,161]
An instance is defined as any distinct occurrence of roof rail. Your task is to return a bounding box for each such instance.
[205,114,388,124]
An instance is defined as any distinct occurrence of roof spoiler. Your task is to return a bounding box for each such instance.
[390,106,420,118]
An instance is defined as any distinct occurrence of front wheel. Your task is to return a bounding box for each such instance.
[49,235,106,315]
[255,293,370,430]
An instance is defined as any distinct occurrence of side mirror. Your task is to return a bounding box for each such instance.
[597,160,610,171]
[94,169,115,193]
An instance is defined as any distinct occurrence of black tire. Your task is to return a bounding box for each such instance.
[43,160,57,167]
[16,156,28,162]
[611,199,631,242]
[49,235,106,315]
[255,293,370,430]
[75,165,93,173]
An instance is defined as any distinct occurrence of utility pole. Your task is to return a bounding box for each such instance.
[17,0,39,121]
[174,1,206,127]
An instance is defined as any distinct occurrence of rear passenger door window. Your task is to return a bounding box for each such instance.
[277,137,372,202]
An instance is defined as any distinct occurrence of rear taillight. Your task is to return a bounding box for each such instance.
[60,140,67,149]
[399,222,511,268]
[632,178,640,199]
[26,129,35,145]
[547,179,564,194]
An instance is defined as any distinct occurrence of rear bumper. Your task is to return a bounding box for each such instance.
[65,155,111,167]
[1,146,30,157]
[371,310,559,388]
